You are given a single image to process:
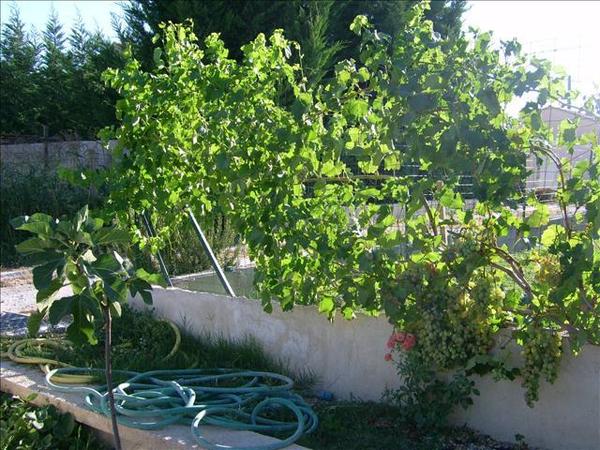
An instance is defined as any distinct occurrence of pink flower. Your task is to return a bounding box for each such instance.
[386,336,395,349]
[386,331,407,349]
[384,353,393,361]
[401,333,416,351]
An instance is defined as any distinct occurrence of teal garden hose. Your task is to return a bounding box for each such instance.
[46,367,318,450]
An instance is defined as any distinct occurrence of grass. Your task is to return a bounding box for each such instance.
[297,402,530,450]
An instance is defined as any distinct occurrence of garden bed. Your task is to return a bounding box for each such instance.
[131,287,600,450]
[1,307,552,450]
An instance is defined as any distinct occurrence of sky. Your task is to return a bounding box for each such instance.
[1,0,599,95]
[0,1,121,40]
[463,1,600,97]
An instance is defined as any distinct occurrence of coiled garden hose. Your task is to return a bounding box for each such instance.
[0,319,182,384]
[1,321,317,449]
[47,367,317,449]
[0,338,97,384]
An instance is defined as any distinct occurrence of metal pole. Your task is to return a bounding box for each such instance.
[141,212,173,287]
[187,208,236,297]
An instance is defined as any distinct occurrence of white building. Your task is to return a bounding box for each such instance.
[527,106,599,197]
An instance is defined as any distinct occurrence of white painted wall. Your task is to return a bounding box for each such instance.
[131,287,600,450]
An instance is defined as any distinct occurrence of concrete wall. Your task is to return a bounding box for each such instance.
[131,286,600,450]
[0,140,113,172]
[131,288,400,399]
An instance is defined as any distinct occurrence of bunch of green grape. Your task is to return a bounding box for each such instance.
[391,263,498,370]
[442,235,482,272]
[469,270,506,313]
[533,252,562,287]
[417,307,493,370]
[412,272,492,369]
[520,326,563,406]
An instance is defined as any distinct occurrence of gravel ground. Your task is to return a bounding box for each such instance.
[1,268,72,336]
[0,268,36,314]
[1,268,74,314]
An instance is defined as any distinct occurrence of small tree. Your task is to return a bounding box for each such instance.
[11,205,163,450]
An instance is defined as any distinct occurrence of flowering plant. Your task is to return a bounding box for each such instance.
[385,331,416,361]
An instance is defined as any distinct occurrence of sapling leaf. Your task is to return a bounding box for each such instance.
[48,296,75,324]
[11,216,53,236]
[32,258,64,290]
[129,278,154,304]
[109,301,122,318]
[89,254,123,280]
[74,205,89,231]
[56,220,75,238]
[68,300,97,345]
[36,278,64,303]
[15,238,53,255]
[27,310,45,337]
[24,249,63,266]
[135,268,166,286]
[104,278,127,303]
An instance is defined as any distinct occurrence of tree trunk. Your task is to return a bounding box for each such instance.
[104,304,122,450]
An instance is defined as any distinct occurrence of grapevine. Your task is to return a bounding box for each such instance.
[98,1,599,413]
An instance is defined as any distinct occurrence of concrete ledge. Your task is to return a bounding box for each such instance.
[0,360,307,450]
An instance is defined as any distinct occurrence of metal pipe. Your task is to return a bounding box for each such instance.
[141,212,174,287]
[187,208,236,297]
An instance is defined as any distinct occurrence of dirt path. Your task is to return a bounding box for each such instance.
[0,268,36,314]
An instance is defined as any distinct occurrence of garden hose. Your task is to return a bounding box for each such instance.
[1,338,97,384]
[0,319,182,384]
[2,322,317,448]
[46,367,317,450]
[161,319,181,362]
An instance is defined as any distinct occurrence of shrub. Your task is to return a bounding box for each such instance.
[99,0,599,423]
[0,392,106,450]
[0,163,99,267]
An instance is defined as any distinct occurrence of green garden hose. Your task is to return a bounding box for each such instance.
[0,338,98,384]
[161,320,182,362]
[47,367,317,449]
[0,319,182,384]
[1,323,317,449]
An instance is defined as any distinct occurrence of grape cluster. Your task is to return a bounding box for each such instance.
[533,253,562,287]
[470,270,506,310]
[418,309,492,370]
[442,237,481,268]
[393,265,496,371]
[520,327,562,406]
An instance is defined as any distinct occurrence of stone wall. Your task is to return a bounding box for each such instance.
[0,141,113,172]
